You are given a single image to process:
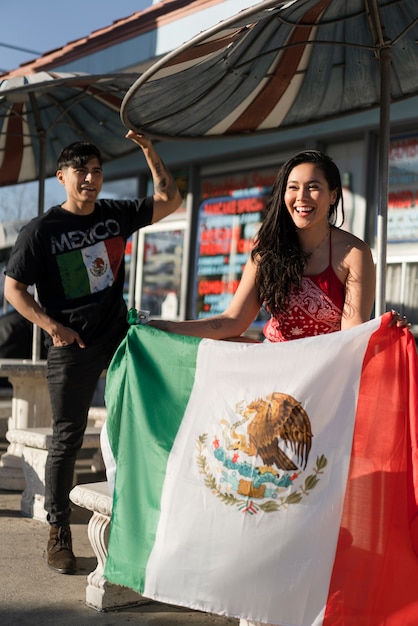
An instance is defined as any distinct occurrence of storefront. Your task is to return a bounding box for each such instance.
[111,131,418,333]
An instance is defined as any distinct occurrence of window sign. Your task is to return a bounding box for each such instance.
[202,171,276,199]
[136,222,186,319]
[194,190,268,320]
[388,134,418,242]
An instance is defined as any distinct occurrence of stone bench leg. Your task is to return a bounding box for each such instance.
[0,365,52,491]
[70,482,144,612]
[21,444,49,522]
[6,427,101,522]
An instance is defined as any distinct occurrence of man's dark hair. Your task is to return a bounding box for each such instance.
[57,142,103,169]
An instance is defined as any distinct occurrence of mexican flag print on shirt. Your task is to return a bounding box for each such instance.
[101,313,418,626]
[56,236,124,298]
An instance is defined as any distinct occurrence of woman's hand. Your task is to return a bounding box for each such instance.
[389,310,412,328]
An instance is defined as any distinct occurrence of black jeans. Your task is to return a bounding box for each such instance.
[44,333,124,527]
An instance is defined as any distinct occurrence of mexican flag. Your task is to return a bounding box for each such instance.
[56,237,124,298]
[101,313,418,626]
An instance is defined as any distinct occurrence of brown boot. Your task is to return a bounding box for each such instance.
[47,525,77,574]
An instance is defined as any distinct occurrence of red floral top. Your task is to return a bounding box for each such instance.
[263,235,344,342]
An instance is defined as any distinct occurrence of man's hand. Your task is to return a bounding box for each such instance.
[125,130,153,150]
[50,322,85,348]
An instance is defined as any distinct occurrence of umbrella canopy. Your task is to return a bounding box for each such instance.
[0,71,139,215]
[120,0,417,138]
[120,0,418,316]
[0,71,139,360]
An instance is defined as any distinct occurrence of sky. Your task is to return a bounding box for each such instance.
[0,0,153,220]
[0,0,152,73]
[0,0,260,221]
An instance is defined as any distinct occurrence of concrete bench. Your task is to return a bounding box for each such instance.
[0,359,51,491]
[0,362,106,491]
[69,481,143,611]
[6,426,102,522]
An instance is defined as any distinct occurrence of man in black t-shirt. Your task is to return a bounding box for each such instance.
[4,132,182,574]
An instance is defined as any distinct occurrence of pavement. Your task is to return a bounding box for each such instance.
[0,443,239,626]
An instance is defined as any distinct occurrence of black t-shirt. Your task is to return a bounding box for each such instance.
[6,197,153,346]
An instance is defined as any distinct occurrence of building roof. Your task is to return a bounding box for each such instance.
[2,0,225,77]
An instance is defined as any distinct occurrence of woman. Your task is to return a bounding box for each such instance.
[149,150,409,626]
[150,150,407,342]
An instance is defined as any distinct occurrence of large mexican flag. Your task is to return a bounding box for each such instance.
[101,312,418,625]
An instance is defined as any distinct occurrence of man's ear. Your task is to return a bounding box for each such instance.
[56,169,65,186]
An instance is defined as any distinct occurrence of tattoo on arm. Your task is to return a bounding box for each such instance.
[153,159,178,200]
[154,160,163,179]
[207,319,222,330]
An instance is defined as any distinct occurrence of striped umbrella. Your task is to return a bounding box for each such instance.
[0,71,139,360]
[120,0,418,316]
[0,71,139,216]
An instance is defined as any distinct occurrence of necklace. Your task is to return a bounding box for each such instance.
[304,226,330,256]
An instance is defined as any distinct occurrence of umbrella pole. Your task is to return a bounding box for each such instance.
[31,294,41,362]
[31,130,46,362]
[375,46,391,317]
[37,133,46,217]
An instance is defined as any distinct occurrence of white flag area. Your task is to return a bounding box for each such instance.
[101,312,418,626]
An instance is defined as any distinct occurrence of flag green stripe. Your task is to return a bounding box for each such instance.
[56,249,90,298]
[104,325,201,591]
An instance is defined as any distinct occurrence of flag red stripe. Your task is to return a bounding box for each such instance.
[324,313,418,624]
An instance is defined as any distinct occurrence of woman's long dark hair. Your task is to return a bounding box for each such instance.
[251,150,344,317]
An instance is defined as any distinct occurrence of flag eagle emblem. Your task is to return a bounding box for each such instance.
[197,392,326,514]
[90,256,108,277]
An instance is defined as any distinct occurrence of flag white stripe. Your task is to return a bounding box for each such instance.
[81,241,114,293]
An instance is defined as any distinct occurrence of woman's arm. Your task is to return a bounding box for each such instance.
[340,239,376,330]
[149,256,262,339]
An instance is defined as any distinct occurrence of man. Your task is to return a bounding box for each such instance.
[4,131,182,574]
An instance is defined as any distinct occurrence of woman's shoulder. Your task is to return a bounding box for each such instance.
[332,226,372,254]
[331,227,375,283]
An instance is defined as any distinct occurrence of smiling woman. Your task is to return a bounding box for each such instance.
[149,149,377,342]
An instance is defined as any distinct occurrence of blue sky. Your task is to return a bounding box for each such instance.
[0,0,152,219]
[0,0,151,73]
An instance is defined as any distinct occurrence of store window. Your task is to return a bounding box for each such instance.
[388,134,418,242]
[194,192,267,320]
[194,167,278,326]
[135,221,186,319]
[120,169,190,317]
[386,258,418,321]
[386,134,418,327]
[325,140,367,239]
